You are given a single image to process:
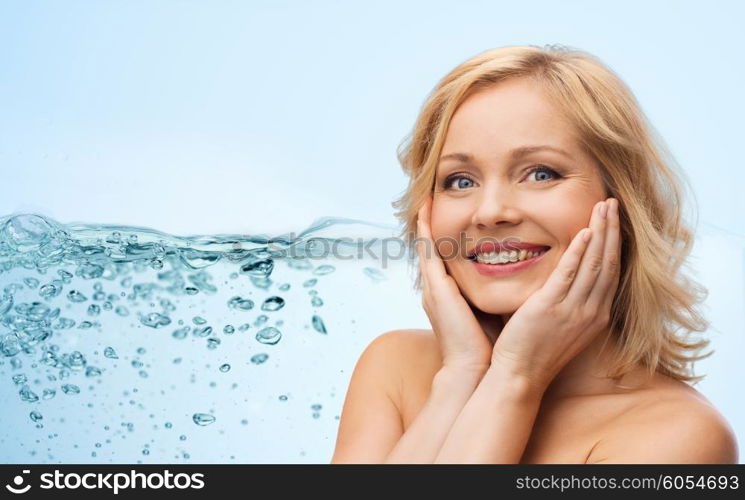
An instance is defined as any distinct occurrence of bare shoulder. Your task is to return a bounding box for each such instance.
[353,328,441,394]
[379,328,438,347]
[373,328,442,391]
[330,328,440,463]
[590,376,739,463]
[374,329,448,430]
[384,328,443,371]
[381,328,441,361]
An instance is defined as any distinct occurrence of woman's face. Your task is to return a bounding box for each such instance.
[431,77,608,315]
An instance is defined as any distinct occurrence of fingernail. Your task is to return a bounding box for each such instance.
[599,202,608,218]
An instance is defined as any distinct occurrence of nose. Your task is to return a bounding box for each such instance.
[470,184,523,229]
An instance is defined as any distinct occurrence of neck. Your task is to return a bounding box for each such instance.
[495,313,648,401]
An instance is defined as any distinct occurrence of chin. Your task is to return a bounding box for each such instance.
[462,289,522,315]
[457,269,547,315]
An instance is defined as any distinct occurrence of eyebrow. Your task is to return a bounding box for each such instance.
[439,145,573,164]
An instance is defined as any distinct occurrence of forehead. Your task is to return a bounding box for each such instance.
[441,78,581,157]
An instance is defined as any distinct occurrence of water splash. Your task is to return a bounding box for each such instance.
[0,212,406,463]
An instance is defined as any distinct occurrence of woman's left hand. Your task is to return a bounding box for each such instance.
[490,197,622,393]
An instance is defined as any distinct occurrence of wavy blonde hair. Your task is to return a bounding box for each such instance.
[391,44,711,384]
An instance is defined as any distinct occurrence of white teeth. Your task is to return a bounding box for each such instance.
[474,248,547,264]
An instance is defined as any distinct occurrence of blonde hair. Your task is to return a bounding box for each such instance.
[391,44,711,384]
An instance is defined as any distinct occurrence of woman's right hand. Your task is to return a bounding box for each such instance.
[416,194,502,374]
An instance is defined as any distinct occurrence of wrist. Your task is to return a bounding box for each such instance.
[434,363,488,390]
[490,349,554,397]
[484,362,548,401]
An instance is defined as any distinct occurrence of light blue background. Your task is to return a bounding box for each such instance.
[1,0,743,462]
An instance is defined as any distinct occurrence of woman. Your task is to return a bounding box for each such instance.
[331,45,738,463]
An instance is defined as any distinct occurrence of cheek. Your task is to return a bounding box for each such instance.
[430,208,465,257]
[538,203,592,245]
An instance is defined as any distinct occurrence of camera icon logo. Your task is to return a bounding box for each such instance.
[5,470,31,494]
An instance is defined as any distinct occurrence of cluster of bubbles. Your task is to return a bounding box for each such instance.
[0,213,394,462]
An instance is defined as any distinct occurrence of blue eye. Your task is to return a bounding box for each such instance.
[442,175,475,191]
[441,165,561,191]
[527,165,561,182]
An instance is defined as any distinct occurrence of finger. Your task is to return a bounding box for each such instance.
[416,220,429,292]
[586,198,620,311]
[416,195,448,282]
[564,199,608,304]
[538,226,593,304]
[597,198,622,312]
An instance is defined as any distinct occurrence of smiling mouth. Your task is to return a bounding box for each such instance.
[466,247,551,265]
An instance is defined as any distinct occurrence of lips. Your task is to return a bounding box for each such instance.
[471,247,550,276]
[467,241,551,259]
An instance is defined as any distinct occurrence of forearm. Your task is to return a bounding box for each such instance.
[434,365,544,463]
[383,366,486,464]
